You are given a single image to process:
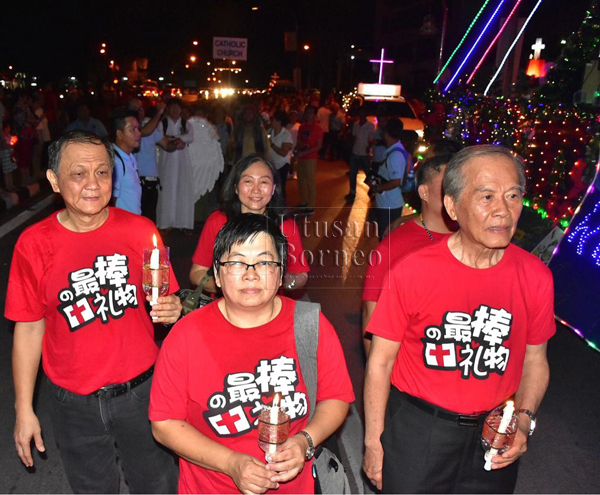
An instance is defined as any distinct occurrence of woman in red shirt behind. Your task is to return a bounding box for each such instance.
[190,154,309,293]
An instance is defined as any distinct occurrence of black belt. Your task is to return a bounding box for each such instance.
[91,366,154,398]
[140,176,160,187]
[399,390,490,427]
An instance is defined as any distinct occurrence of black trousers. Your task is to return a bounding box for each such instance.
[275,163,290,202]
[140,178,160,224]
[381,387,519,494]
[374,207,403,241]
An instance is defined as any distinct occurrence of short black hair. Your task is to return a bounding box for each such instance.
[213,213,288,277]
[416,153,452,188]
[384,118,404,139]
[219,154,286,223]
[166,97,183,108]
[304,105,318,116]
[109,107,138,139]
[48,130,114,175]
[273,110,288,127]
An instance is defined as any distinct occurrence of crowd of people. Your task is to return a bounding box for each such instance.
[4,84,556,495]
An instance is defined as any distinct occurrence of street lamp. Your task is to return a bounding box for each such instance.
[303,44,310,51]
[192,40,199,46]
[190,55,197,63]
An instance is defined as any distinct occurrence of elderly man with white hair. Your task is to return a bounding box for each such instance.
[363,145,555,494]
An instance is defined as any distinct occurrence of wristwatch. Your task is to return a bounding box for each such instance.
[298,430,315,460]
[518,409,537,436]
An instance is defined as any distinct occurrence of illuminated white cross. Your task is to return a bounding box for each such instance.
[369,48,394,84]
[531,38,545,60]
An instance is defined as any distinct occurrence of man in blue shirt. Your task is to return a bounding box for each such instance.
[110,109,142,215]
[65,103,109,137]
[370,118,408,239]
[128,99,172,223]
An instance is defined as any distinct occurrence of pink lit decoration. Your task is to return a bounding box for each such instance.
[370,48,394,84]
[466,0,524,84]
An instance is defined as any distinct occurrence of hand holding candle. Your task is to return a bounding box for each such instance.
[143,235,170,311]
[258,394,290,458]
[482,400,518,471]
[150,235,160,304]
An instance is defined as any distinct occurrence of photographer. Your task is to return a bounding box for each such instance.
[369,118,408,239]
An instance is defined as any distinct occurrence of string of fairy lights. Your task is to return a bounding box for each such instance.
[426,0,600,352]
[427,0,600,229]
[436,0,546,91]
[426,90,597,228]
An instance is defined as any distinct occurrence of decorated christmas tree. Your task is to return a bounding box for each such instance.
[537,0,600,103]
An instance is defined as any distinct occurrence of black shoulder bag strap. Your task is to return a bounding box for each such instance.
[383,148,411,188]
[114,151,126,176]
[293,300,321,420]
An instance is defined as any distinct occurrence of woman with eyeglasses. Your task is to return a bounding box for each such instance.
[150,214,354,494]
[189,154,309,293]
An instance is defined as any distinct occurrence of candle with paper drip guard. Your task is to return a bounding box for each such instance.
[142,235,170,312]
[150,235,160,304]
[258,394,290,457]
[482,400,519,471]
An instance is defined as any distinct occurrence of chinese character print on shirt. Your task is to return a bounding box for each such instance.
[421,305,513,379]
[57,254,138,331]
[204,356,308,437]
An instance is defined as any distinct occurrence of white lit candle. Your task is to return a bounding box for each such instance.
[268,394,280,455]
[150,234,159,305]
[484,400,515,471]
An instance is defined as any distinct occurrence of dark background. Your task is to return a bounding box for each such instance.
[0,0,593,92]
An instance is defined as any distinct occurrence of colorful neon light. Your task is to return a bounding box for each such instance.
[466,0,524,84]
[444,0,506,92]
[369,48,394,85]
[484,0,544,95]
[567,198,600,262]
[433,0,492,84]
[550,159,600,354]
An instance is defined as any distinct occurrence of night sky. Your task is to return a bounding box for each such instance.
[1,0,593,89]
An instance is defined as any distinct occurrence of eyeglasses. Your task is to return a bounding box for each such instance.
[218,260,282,276]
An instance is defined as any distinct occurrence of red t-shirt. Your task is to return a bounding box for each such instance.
[192,210,310,274]
[362,220,450,302]
[5,207,179,394]
[297,123,324,160]
[149,296,355,494]
[368,239,556,414]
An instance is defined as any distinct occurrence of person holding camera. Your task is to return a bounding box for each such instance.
[368,118,408,239]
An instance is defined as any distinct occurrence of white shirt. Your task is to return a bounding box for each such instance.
[352,120,376,156]
[317,107,332,133]
[268,128,293,170]
[286,122,300,149]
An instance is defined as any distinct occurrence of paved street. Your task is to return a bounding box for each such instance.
[0,159,599,493]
